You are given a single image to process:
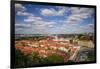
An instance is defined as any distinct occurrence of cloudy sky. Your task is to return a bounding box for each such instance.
[15,3,95,34]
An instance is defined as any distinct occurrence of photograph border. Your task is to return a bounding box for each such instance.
[11,1,97,68]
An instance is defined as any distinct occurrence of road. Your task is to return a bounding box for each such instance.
[74,46,95,62]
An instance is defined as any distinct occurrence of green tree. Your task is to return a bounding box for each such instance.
[46,54,64,63]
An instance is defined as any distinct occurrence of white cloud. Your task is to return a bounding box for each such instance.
[15,23,31,28]
[15,6,94,34]
[64,7,94,24]
[15,3,34,17]
[71,7,93,14]
[24,16,42,22]
[15,20,55,34]
[32,21,55,29]
[57,7,68,16]
[65,14,87,24]
[24,15,55,29]
[60,8,94,34]
[17,11,33,16]
[15,14,55,33]
[41,7,66,16]
[41,8,55,16]
[15,3,26,11]
[88,24,94,29]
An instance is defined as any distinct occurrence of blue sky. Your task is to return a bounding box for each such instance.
[15,3,95,34]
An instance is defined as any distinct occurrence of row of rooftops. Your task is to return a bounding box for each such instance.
[15,39,80,62]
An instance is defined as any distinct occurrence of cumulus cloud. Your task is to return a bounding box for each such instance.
[15,3,26,12]
[31,20,55,30]
[41,7,66,16]
[60,7,94,34]
[35,21,55,29]
[15,3,34,17]
[41,8,55,16]
[64,7,94,24]
[71,7,93,14]
[15,4,56,32]
[15,4,95,34]
[17,11,33,16]
[15,21,55,34]
[24,16,42,22]
[24,15,55,29]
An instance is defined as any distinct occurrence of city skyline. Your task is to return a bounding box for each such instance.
[15,3,95,34]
